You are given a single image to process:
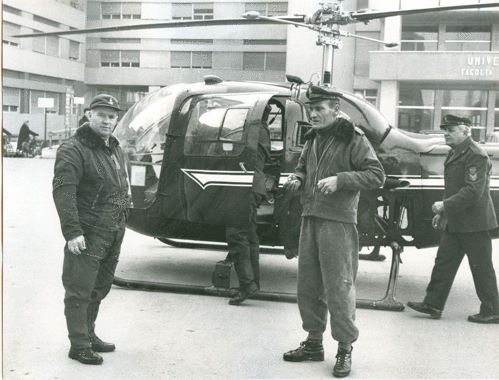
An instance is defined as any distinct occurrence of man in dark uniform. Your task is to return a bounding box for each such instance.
[79,108,91,127]
[226,103,271,305]
[16,120,39,153]
[408,115,499,323]
[53,94,130,364]
[282,86,385,377]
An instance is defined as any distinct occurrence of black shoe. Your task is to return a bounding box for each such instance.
[68,347,103,365]
[90,336,116,352]
[407,301,442,319]
[283,340,324,362]
[229,287,258,305]
[468,313,499,324]
[333,348,352,378]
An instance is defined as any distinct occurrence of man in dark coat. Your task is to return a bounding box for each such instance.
[408,114,499,323]
[282,86,385,377]
[78,108,91,127]
[53,94,130,364]
[16,121,38,152]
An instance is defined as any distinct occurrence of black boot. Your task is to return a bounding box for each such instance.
[90,335,116,352]
[68,347,103,365]
[333,347,352,378]
[283,339,324,362]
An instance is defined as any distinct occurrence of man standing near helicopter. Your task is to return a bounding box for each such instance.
[407,114,499,323]
[282,86,385,377]
[53,94,130,365]
[226,103,272,305]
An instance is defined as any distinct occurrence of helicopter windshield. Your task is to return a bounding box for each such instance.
[115,85,183,161]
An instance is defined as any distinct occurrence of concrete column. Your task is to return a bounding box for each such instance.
[379,81,399,127]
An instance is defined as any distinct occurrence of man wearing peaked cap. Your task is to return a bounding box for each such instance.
[305,85,342,104]
[439,114,472,129]
[282,84,385,377]
[89,94,124,112]
[53,95,130,364]
[408,114,499,324]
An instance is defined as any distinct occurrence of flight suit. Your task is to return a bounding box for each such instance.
[424,137,499,316]
[294,117,385,345]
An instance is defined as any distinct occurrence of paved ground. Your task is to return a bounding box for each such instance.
[2,157,499,380]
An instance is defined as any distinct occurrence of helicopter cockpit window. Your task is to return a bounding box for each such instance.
[184,94,264,157]
[267,103,283,151]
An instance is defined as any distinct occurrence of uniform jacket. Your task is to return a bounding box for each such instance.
[53,124,130,241]
[17,123,39,151]
[442,137,498,233]
[295,117,385,224]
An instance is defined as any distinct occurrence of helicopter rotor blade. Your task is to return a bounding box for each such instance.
[351,2,499,23]
[242,12,313,30]
[13,16,305,38]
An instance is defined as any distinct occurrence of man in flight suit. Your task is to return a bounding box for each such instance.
[53,94,130,364]
[408,114,499,323]
[282,86,385,377]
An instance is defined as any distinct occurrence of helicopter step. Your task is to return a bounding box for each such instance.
[112,240,404,311]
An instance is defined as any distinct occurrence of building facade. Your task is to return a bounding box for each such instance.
[2,0,499,141]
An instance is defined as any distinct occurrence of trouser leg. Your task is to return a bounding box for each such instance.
[249,193,262,289]
[424,231,465,310]
[62,248,100,349]
[87,228,125,339]
[297,217,328,341]
[317,219,359,345]
[226,193,261,292]
[462,231,499,316]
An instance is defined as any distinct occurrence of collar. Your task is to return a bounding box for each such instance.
[450,136,472,156]
[304,117,355,142]
[75,124,119,150]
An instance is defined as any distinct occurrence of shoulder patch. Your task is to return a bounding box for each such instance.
[354,126,365,136]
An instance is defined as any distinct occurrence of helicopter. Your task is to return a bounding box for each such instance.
[15,0,499,310]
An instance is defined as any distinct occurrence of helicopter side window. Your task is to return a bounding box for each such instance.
[184,98,248,157]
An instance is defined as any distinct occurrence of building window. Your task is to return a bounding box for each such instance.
[3,4,22,16]
[33,15,60,28]
[3,87,20,113]
[171,39,213,44]
[193,3,213,20]
[30,90,60,115]
[69,40,80,61]
[354,89,378,108]
[444,25,491,52]
[243,39,286,45]
[172,3,192,20]
[101,50,140,67]
[401,25,438,51]
[31,30,60,57]
[245,2,288,17]
[357,0,369,9]
[171,51,212,68]
[243,52,286,71]
[102,2,141,19]
[397,86,435,133]
[70,0,81,10]
[100,38,141,43]
[3,21,20,47]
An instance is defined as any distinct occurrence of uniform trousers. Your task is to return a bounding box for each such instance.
[424,229,499,316]
[297,216,359,345]
[226,192,262,291]
[62,227,125,349]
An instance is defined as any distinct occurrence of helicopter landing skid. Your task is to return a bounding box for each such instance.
[356,242,404,311]
[113,242,404,311]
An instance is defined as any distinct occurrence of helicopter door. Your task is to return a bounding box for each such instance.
[181,93,276,227]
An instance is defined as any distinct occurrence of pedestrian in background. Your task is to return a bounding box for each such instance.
[282,86,385,377]
[408,114,499,323]
[16,120,38,153]
[79,108,91,127]
[53,94,130,365]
